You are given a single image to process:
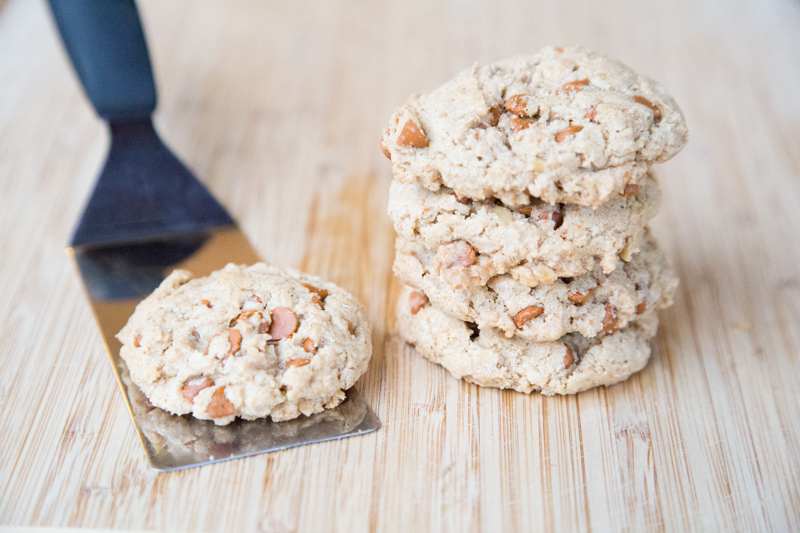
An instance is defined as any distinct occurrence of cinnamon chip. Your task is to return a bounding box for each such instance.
[505,94,536,117]
[556,125,583,143]
[568,289,593,304]
[301,283,328,300]
[632,95,662,122]
[564,345,576,368]
[601,302,619,334]
[237,309,261,321]
[303,338,317,355]
[268,307,298,340]
[560,78,589,94]
[397,119,429,148]
[237,310,268,333]
[511,117,534,132]
[181,377,213,403]
[409,291,429,315]
[206,328,242,358]
[513,306,544,328]
[448,243,477,268]
[207,387,235,418]
[620,183,639,197]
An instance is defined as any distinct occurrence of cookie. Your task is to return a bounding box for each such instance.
[389,172,660,289]
[117,263,372,425]
[381,45,687,207]
[396,284,659,395]
[395,230,677,341]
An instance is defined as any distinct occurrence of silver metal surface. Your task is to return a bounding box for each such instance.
[120,359,377,472]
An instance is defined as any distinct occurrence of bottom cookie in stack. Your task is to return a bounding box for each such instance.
[397,284,662,395]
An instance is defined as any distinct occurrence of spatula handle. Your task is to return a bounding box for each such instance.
[48,0,157,120]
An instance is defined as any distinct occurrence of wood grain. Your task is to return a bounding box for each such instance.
[1,0,799,530]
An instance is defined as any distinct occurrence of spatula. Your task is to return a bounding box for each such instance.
[49,0,379,472]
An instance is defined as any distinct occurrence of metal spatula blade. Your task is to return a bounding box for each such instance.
[50,0,378,471]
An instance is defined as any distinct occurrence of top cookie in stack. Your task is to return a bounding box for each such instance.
[382,45,687,207]
[382,46,686,395]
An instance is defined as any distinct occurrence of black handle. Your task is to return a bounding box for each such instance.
[48,0,156,120]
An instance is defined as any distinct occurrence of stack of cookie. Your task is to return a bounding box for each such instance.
[381,46,686,394]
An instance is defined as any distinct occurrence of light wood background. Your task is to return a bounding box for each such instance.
[2,0,799,531]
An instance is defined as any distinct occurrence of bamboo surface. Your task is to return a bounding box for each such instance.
[1,0,799,531]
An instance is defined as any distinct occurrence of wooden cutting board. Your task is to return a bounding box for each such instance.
[1,0,799,530]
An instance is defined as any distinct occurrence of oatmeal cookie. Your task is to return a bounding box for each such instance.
[394,230,677,341]
[396,284,659,395]
[381,45,687,206]
[389,173,660,288]
[117,264,371,425]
